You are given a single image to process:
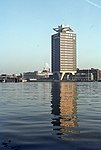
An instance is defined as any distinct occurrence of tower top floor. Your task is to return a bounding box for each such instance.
[53,24,74,33]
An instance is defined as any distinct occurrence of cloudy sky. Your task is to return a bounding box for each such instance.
[0,0,101,74]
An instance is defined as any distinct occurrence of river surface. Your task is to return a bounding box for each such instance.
[0,82,101,150]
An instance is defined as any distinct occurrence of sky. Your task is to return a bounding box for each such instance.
[0,0,101,74]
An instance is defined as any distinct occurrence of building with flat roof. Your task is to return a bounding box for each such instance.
[51,24,76,80]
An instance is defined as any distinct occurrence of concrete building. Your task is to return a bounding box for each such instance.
[71,68,99,82]
[51,24,76,80]
[0,74,22,82]
[95,69,101,81]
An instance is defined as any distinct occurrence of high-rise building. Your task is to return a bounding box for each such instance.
[51,24,76,80]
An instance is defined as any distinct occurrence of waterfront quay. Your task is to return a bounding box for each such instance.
[0,74,22,83]
[0,68,101,83]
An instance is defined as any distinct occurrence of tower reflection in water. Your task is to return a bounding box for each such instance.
[51,82,79,140]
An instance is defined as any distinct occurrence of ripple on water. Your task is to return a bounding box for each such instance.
[0,82,101,150]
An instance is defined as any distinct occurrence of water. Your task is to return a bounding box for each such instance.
[0,82,101,150]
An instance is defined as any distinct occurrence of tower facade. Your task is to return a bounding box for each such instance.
[51,24,76,80]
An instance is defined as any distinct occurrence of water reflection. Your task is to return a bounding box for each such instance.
[51,82,79,140]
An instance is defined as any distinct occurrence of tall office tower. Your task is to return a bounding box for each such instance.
[51,24,76,80]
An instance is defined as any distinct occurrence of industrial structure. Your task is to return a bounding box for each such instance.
[51,24,76,80]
